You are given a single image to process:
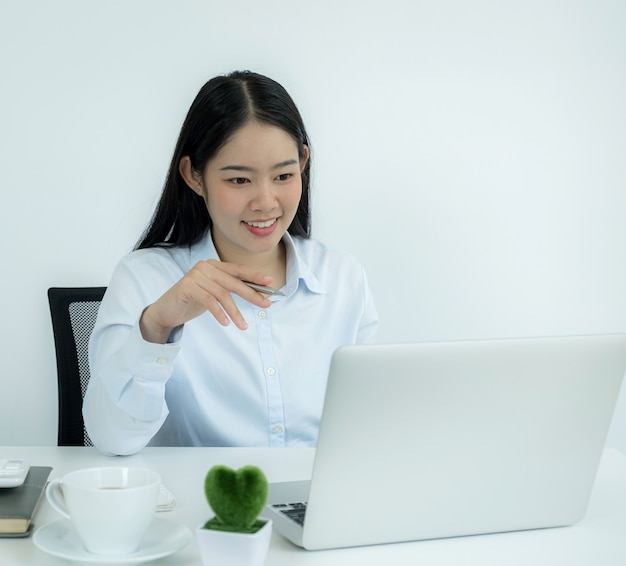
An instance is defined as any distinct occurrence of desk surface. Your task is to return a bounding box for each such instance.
[1,446,626,565]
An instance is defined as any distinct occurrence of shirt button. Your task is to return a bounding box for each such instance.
[258,310,267,319]
[156,356,169,365]
[266,367,276,376]
[271,424,283,434]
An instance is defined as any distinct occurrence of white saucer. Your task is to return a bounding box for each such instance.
[33,516,192,564]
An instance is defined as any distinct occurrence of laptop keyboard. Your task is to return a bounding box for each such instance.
[271,502,308,526]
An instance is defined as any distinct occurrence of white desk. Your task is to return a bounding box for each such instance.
[1,446,626,565]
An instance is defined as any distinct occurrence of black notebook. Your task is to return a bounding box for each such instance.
[0,466,52,537]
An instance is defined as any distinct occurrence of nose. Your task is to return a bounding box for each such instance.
[250,180,278,212]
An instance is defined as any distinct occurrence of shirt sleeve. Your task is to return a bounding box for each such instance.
[82,252,183,456]
[356,265,379,345]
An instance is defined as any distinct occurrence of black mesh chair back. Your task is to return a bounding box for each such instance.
[48,287,106,446]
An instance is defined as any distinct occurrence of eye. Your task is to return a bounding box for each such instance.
[276,173,293,182]
[229,177,249,185]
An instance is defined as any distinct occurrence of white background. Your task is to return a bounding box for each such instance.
[1,0,624,450]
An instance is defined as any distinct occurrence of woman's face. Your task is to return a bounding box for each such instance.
[185,121,308,264]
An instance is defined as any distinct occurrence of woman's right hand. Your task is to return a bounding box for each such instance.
[139,259,274,343]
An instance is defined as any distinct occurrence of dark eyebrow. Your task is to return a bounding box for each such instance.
[219,159,299,172]
[220,164,253,172]
[272,159,299,169]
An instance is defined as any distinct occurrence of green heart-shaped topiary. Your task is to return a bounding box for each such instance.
[203,465,269,533]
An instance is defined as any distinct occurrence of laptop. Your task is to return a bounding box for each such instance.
[266,334,626,550]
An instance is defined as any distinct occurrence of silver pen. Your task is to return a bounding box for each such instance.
[243,281,285,296]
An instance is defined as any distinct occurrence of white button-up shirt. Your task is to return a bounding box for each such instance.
[83,233,378,455]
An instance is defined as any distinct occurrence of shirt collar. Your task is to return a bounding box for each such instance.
[188,231,325,295]
[283,232,325,295]
[189,232,220,265]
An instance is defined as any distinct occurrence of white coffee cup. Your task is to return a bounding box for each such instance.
[46,467,161,556]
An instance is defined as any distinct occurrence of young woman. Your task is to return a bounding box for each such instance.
[83,71,378,455]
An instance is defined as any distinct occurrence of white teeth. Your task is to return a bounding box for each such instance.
[246,219,276,228]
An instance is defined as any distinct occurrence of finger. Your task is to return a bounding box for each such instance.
[209,260,274,287]
[203,298,234,328]
[235,282,274,307]
[198,261,273,308]
[194,280,250,331]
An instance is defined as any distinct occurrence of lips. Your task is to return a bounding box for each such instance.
[243,218,279,236]
[244,219,277,229]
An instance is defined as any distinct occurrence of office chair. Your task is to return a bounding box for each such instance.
[47,287,106,446]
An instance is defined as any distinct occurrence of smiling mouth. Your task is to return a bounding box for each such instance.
[244,219,277,228]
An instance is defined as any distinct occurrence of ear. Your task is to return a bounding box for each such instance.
[300,144,310,173]
[179,156,204,195]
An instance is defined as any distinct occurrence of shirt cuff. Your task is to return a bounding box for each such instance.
[120,322,183,383]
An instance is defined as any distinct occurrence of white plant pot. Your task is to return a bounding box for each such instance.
[196,519,272,566]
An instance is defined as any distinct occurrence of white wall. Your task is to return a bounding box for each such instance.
[1,0,625,449]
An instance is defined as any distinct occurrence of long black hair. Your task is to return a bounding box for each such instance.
[136,71,312,249]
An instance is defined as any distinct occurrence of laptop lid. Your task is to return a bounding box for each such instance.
[268,334,626,550]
